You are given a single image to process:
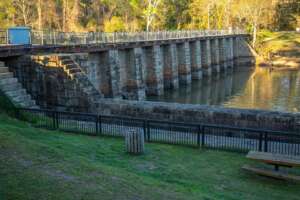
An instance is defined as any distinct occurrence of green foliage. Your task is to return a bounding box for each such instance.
[0,0,299,33]
[0,89,18,117]
[104,16,126,32]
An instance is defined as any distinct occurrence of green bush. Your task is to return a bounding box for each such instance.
[0,89,18,117]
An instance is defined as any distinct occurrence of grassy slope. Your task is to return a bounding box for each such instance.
[0,115,300,200]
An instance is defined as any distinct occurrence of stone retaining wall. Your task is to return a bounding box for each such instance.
[95,99,300,133]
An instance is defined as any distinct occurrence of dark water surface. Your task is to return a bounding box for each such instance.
[147,67,300,112]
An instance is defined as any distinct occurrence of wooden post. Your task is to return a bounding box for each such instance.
[125,128,145,155]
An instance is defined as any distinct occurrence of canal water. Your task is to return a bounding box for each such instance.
[147,67,300,112]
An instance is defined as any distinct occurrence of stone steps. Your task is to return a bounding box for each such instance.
[0,65,39,109]
[56,55,103,102]
[0,72,14,79]
[0,67,9,73]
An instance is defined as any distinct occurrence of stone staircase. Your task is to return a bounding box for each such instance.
[0,62,38,108]
[56,55,103,101]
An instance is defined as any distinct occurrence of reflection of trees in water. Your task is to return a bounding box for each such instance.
[147,67,300,112]
[225,67,300,112]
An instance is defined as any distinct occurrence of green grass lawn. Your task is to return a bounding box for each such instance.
[0,114,299,200]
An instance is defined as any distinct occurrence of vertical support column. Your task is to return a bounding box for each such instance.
[200,39,212,76]
[177,42,192,84]
[161,44,179,89]
[210,38,220,74]
[219,38,227,71]
[141,45,164,96]
[108,50,122,98]
[118,48,146,100]
[227,38,234,68]
[88,52,113,97]
[233,37,239,60]
[189,41,203,80]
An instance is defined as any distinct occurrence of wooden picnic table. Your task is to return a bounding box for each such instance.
[243,151,300,181]
[246,151,300,171]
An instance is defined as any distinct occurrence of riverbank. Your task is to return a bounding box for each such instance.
[256,31,300,69]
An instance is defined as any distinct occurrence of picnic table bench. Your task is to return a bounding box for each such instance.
[242,151,300,181]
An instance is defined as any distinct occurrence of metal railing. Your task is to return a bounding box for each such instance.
[0,29,246,45]
[18,108,300,156]
[30,29,245,45]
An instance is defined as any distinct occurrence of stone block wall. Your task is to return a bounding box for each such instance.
[189,41,203,80]
[161,44,179,89]
[200,39,212,76]
[141,46,164,96]
[6,56,92,112]
[95,99,300,133]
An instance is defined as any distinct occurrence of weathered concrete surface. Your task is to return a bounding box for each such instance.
[118,48,146,100]
[200,39,212,76]
[141,45,164,96]
[161,44,179,89]
[95,99,300,133]
[6,55,98,112]
[210,39,221,73]
[177,42,192,84]
[189,41,203,79]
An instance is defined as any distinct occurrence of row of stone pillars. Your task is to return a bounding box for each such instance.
[85,36,246,100]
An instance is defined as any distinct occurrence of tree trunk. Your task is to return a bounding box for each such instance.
[252,23,257,47]
[70,0,81,31]
[62,0,69,32]
[37,0,42,30]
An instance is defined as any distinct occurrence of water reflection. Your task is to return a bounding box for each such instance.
[147,67,300,112]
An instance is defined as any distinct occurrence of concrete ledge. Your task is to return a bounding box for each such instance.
[95,99,300,133]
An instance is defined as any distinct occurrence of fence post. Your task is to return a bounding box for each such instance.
[147,121,150,142]
[99,115,102,134]
[52,111,56,129]
[143,120,147,142]
[95,115,99,136]
[259,133,263,151]
[264,133,268,152]
[197,125,201,147]
[201,126,205,147]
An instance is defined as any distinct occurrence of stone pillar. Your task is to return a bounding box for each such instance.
[200,39,212,76]
[219,38,227,71]
[141,45,164,96]
[119,48,146,100]
[161,44,179,89]
[210,39,220,74]
[189,41,203,80]
[227,38,234,68]
[176,42,192,84]
[87,52,113,98]
[233,37,239,60]
[108,50,122,98]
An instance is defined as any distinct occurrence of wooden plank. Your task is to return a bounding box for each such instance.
[242,165,300,182]
[246,151,300,167]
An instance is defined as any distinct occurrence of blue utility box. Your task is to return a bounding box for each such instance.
[8,27,31,45]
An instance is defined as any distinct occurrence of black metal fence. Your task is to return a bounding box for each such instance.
[18,108,300,156]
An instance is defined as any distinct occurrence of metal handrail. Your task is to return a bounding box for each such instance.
[28,29,246,45]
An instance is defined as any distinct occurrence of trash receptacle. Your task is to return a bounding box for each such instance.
[8,27,31,45]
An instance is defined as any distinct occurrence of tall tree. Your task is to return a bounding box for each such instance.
[144,0,161,31]
[13,0,36,26]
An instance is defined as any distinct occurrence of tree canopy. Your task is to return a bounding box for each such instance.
[1,0,299,35]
